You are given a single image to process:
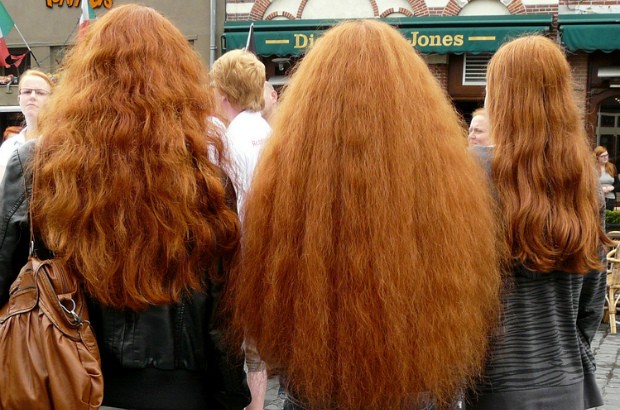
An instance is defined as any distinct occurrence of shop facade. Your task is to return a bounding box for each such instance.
[1,0,618,158]
[223,0,620,156]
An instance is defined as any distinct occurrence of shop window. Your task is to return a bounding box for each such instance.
[597,96,620,164]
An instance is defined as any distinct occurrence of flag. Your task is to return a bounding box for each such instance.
[7,50,27,67]
[79,0,96,36]
[244,23,256,54]
[0,1,27,68]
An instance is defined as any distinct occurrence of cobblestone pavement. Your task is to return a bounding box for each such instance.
[263,324,620,410]
[594,322,620,410]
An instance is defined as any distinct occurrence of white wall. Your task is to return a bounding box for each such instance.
[459,0,509,15]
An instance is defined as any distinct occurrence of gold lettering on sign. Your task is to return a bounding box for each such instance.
[410,32,464,48]
[294,33,315,49]
[46,0,113,9]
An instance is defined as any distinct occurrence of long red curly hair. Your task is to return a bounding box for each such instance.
[226,20,502,409]
[32,4,239,310]
[487,35,610,274]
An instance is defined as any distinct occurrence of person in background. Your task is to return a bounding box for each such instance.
[0,5,250,410]
[0,70,52,183]
[210,48,271,410]
[595,146,617,211]
[226,19,502,410]
[2,125,22,142]
[468,108,491,146]
[468,35,609,410]
[261,81,278,124]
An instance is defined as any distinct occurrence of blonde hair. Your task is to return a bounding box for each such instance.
[211,49,265,112]
[226,19,502,410]
[472,107,486,118]
[33,4,239,310]
[487,35,609,274]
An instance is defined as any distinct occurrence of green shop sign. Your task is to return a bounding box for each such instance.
[223,15,553,56]
[559,14,620,53]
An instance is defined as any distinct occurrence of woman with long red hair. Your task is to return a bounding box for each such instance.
[226,19,503,410]
[594,145,617,211]
[467,35,609,410]
[0,5,250,409]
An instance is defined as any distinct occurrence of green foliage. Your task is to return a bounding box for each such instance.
[606,210,620,225]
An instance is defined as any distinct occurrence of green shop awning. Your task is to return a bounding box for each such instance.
[222,15,552,56]
[559,14,620,53]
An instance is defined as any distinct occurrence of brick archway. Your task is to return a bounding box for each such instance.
[264,11,296,20]
[380,8,415,17]
[297,0,380,18]
[507,0,525,14]
[252,0,384,20]
[250,0,272,20]
[442,0,524,16]
[407,0,429,16]
[443,0,462,16]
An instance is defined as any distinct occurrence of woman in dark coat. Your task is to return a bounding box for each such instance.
[0,5,250,409]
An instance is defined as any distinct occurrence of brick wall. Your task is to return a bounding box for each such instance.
[568,53,590,121]
[429,64,449,90]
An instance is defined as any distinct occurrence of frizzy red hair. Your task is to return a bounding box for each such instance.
[487,35,609,274]
[226,20,502,409]
[32,4,240,310]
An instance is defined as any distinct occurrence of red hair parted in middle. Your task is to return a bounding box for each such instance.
[31,4,239,310]
[486,35,610,274]
[226,20,502,409]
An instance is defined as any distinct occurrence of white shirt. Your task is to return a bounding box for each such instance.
[224,111,271,220]
[0,128,26,184]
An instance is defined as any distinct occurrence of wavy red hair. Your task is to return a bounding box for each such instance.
[226,20,502,409]
[486,35,610,274]
[32,4,239,310]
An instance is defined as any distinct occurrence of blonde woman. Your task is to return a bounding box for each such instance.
[0,70,52,182]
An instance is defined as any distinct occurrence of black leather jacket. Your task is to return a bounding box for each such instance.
[0,142,251,410]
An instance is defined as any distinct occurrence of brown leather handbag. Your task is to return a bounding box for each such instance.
[0,256,104,409]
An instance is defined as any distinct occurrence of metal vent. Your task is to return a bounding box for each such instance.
[463,53,491,86]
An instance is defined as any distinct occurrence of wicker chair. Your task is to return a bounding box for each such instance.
[606,234,620,334]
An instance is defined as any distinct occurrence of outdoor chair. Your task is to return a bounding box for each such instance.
[605,231,620,334]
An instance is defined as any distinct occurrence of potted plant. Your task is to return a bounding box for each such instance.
[605,210,620,232]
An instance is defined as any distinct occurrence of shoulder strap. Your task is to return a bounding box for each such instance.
[17,142,39,258]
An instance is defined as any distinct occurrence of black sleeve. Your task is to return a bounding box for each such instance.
[0,143,34,307]
[577,205,608,345]
[204,263,251,410]
[577,268,606,345]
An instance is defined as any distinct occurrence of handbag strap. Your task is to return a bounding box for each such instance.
[25,156,37,258]
[23,146,47,259]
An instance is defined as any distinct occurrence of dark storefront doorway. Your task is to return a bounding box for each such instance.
[454,100,483,125]
[597,95,620,164]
